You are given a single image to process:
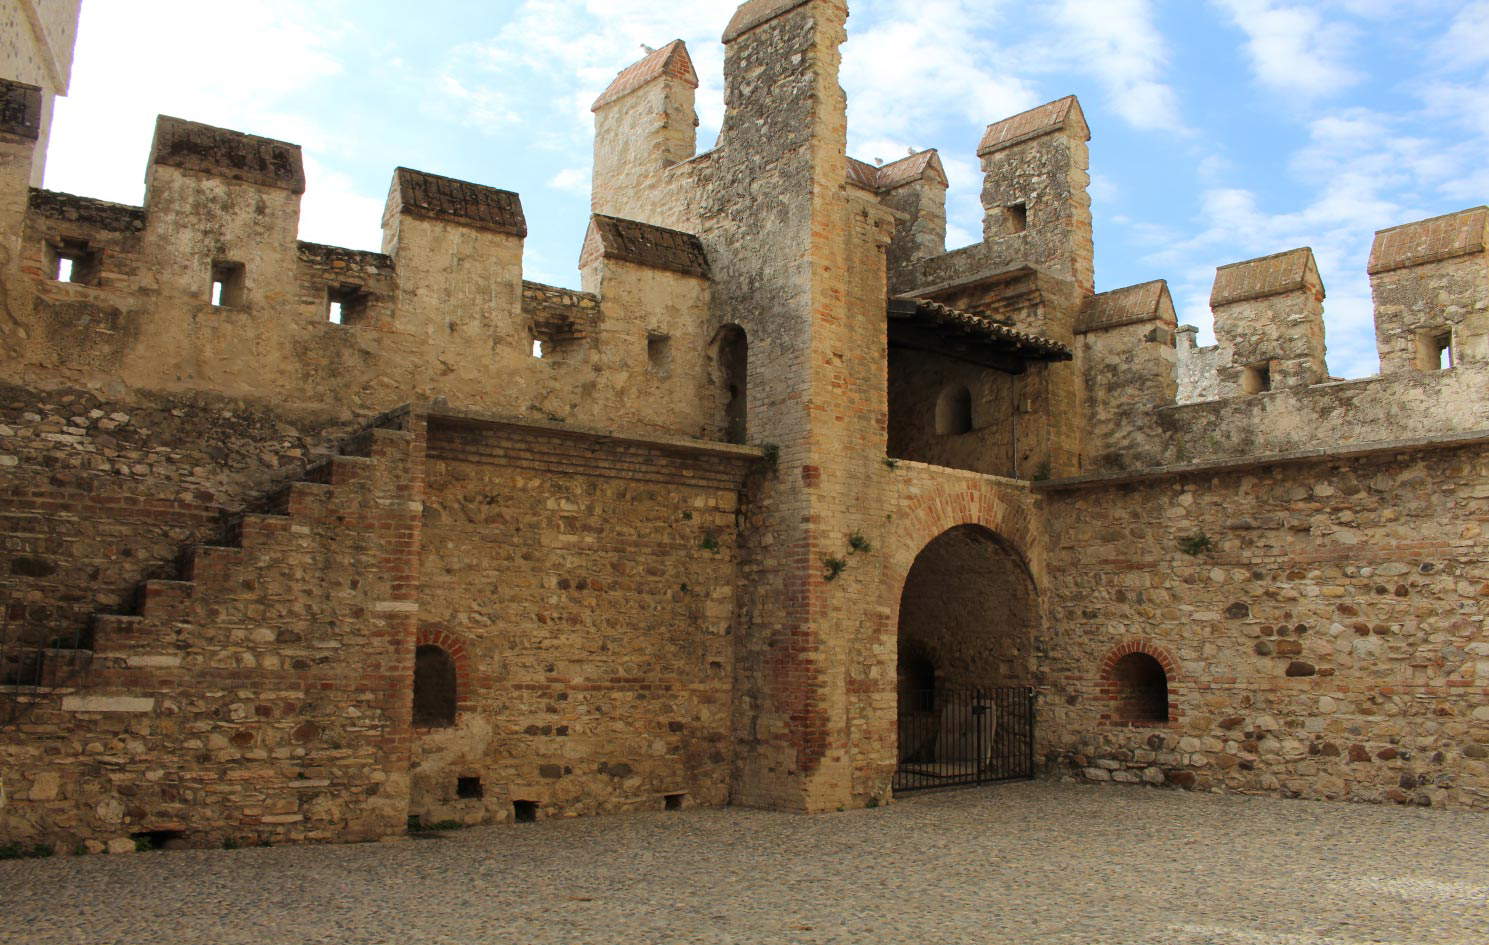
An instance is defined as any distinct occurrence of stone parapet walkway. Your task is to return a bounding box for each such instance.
[2,782,1485,944]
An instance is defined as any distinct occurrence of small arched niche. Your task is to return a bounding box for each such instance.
[934,384,973,435]
[1111,652,1169,723]
[413,644,457,728]
[712,324,748,444]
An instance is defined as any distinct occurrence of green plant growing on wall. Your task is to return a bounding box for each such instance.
[822,556,848,582]
[1179,533,1214,556]
[848,532,872,555]
[759,443,780,471]
[1031,461,1052,482]
[882,457,898,470]
[700,533,720,553]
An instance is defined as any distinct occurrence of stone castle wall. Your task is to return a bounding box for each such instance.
[1040,440,1489,807]
[410,416,753,826]
[2,0,1488,855]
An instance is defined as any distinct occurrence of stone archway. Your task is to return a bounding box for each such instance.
[894,524,1038,790]
[897,524,1036,704]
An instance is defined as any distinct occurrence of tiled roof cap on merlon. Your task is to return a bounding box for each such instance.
[0,78,43,141]
[592,40,698,111]
[723,0,814,43]
[978,96,1089,156]
[1368,206,1488,275]
[389,167,527,238]
[583,214,709,278]
[1077,280,1176,334]
[1210,247,1322,307]
[847,150,948,192]
[150,116,306,194]
[891,298,1072,361]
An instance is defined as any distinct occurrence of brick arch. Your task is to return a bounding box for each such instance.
[886,476,1041,608]
[1099,639,1178,680]
[1098,639,1178,727]
[414,626,473,719]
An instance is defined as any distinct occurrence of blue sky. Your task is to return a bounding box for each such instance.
[42,0,1489,379]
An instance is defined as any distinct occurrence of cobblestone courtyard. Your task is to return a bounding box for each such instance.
[1,782,1486,945]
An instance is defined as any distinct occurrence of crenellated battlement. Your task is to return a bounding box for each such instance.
[0,79,734,445]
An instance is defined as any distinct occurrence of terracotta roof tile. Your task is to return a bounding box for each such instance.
[978,96,1089,156]
[845,151,947,192]
[1076,281,1176,334]
[1211,248,1322,307]
[390,168,526,237]
[583,214,709,278]
[150,115,305,193]
[1368,207,1489,275]
[592,40,698,112]
[896,298,1072,361]
[876,150,947,190]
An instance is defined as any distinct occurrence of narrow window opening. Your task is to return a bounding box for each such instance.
[1416,330,1453,371]
[1241,361,1271,395]
[664,793,685,811]
[413,644,457,728]
[647,332,673,375]
[715,324,748,444]
[327,284,369,326]
[49,239,100,285]
[211,262,245,308]
[513,800,538,823]
[457,776,483,800]
[1006,202,1028,233]
[1111,652,1169,724]
[532,338,545,359]
[935,385,974,435]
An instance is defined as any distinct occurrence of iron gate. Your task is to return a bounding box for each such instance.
[894,686,1035,793]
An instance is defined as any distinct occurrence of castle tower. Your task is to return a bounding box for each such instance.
[700,0,896,811]
[978,96,1094,298]
[591,39,700,225]
[0,0,82,186]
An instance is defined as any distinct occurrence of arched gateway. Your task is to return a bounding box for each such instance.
[894,524,1037,793]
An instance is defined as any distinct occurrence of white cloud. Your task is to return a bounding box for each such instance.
[1050,0,1184,131]
[548,167,592,195]
[1210,0,1363,99]
[45,0,385,248]
[1432,1,1489,68]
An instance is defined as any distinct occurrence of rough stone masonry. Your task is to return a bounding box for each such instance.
[0,0,1485,853]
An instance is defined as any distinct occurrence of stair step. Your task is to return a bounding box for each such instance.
[91,613,146,649]
[137,579,195,619]
[269,481,334,519]
[38,648,93,686]
[325,455,374,485]
[367,427,414,460]
[184,544,244,582]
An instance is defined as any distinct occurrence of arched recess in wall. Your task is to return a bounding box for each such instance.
[413,644,458,728]
[1100,641,1175,725]
[712,324,748,444]
[935,384,973,435]
[895,524,1036,770]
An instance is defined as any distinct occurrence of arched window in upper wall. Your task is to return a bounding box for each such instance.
[1111,652,1169,723]
[935,384,973,435]
[413,644,457,727]
[715,324,748,444]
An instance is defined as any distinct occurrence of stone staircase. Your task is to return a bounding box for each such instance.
[0,407,419,729]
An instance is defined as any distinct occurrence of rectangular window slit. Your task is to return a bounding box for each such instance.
[664,793,685,811]
[328,283,368,325]
[532,339,545,359]
[49,239,100,285]
[513,800,538,823]
[457,777,483,799]
[211,262,245,308]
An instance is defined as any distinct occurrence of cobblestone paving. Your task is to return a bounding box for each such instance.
[2,782,1486,945]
